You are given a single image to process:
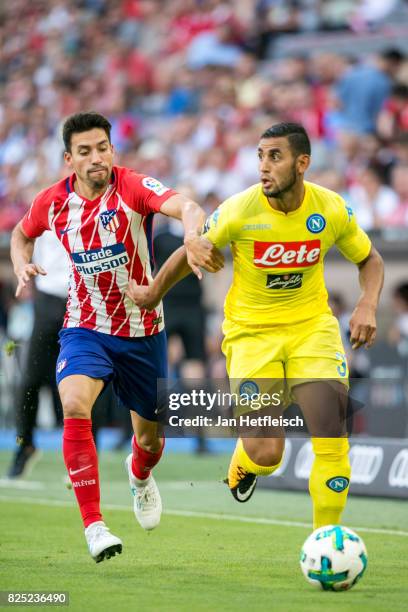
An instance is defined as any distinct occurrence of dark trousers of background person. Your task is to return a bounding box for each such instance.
[166,303,209,454]
[15,289,107,448]
[16,289,66,448]
[9,290,110,480]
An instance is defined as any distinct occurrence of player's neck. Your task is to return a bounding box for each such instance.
[74,178,110,202]
[267,182,305,214]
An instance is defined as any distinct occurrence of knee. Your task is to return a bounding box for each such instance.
[244,439,284,467]
[63,396,90,419]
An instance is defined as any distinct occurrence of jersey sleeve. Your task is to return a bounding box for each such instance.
[21,192,51,238]
[126,171,178,215]
[202,199,233,249]
[335,199,372,264]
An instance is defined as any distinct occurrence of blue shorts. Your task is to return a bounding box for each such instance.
[56,328,167,421]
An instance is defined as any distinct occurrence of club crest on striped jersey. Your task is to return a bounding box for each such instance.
[100,209,120,232]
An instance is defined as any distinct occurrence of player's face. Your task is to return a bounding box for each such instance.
[257,137,308,198]
[64,128,114,191]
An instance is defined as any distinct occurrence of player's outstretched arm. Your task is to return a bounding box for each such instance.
[10,221,46,297]
[127,240,223,311]
[349,246,384,350]
[160,194,223,279]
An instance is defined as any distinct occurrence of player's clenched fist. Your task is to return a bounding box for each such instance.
[349,302,377,349]
[15,263,47,298]
[126,280,158,311]
[183,233,224,279]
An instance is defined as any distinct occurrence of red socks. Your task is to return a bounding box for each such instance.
[63,418,102,528]
[131,435,164,480]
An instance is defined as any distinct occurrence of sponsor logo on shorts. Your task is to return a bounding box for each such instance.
[346,205,354,221]
[142,176,170,196]
[57,358,67,373]
[266,273,303,289]
[326,476,349,492]
[306,213,326,233]
[71,243,129,276]
[335,351,347,377]
[253,240,321,268]
[239,380,259,398]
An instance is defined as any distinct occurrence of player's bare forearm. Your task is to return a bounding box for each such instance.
[127,240,224,310]
[127,246,191,310]
[11,222,34,272]
[356,247,384,309]
[10,222,46,297]
[349,247,384,349]
[160,194,223,278]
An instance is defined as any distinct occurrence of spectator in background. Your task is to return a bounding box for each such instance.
[333,48,404,134]
[7,231,69,478]
[377,83,408,142]
[187,10,244,69]
[349,162,398,230]
[392,133,408,165]
[388,282,408,362]
[385,163,408,227]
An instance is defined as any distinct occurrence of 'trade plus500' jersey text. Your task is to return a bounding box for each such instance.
[21,166,177,337]
[203,181,371,326]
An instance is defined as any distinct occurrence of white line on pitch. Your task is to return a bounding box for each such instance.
[1,494,408,538]
[0,479,45,490]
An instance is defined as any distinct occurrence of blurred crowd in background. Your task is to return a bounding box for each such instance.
[1,0,408,443]
[1,0,408,233]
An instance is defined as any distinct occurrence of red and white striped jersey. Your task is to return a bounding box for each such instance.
[21,166,177,337]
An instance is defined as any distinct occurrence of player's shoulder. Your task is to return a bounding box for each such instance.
[33,176,70,205]
[223,183,262,213]
[114,166,170,196]
[306,181,347,215]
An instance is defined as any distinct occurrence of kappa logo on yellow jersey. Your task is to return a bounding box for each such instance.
[253,240,321,268]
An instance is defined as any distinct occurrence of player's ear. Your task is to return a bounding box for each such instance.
[64,151,73,169]
[297,154,310,175]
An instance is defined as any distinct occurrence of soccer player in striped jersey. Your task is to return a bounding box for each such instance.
[10,111,224,562]
[127,122,384,531]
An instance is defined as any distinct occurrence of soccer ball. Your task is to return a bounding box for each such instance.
[300,525,368,591]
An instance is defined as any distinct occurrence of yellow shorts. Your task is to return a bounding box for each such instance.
[222,313,348,399]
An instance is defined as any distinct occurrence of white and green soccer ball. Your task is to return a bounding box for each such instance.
[300,525,368,591]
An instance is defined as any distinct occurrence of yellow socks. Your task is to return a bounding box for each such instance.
[309,437,351,529]
[234,438,282,477]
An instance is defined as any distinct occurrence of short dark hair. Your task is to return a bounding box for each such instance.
[261,122,311,156]
[392,83,408,99]
[381,48,405,64]
[62,112,112,152]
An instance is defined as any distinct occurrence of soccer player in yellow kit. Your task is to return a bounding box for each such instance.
[127,123,384,529]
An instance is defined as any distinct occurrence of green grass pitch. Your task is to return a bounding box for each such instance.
[0,450,407,611]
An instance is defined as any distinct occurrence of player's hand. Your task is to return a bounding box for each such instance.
[126,280,159,311]
[184,233,224,280]
[15,263,47,298]
[349,303,377,349]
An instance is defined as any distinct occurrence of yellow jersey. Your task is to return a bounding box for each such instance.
[203,180,371,326]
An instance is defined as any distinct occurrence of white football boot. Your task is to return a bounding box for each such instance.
[125,454,162,530]
[84,521,122,563]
